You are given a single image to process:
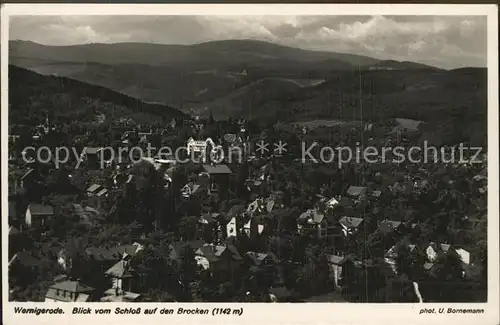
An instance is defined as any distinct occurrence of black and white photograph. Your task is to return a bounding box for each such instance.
[2,4,499,324]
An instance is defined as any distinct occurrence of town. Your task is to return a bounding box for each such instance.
[8,111,488,303]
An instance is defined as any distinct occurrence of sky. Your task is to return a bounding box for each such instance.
[10,15,487,69]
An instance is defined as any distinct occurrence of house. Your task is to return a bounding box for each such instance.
[338,197,354,208]
[325,197,340,209]
[169,240,205,262]
[25,203,54,228]
[425,243,471,265]
[45,279,96,302]
[226,204,245,238]
[378,219,405,234]
[246,196,279,216]
[194,244,243,275]
[426,242,452,261]
[58,242,144,273]
[391,118,423,133]
[181,182,204,199]
[243,216,266,237]
[187,137,216,163]
[86,184,102,196]
[9,251,42,275]
[339,217,364,236]
[384,243,416,274]
[455,247,471,265]
[9,225,20,236]
[346,186,367,200]
[297,209,335,238]
[325,254,352,291]
[201,164,232,194]
[101,257,141,302]
[96,188,108,198]
[244,252,278,267]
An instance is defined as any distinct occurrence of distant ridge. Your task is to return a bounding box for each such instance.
[8,65,187,125]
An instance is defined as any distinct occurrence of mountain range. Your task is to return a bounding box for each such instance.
[9,39,487,146]
[10,39,437,113]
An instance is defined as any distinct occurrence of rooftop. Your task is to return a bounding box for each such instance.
[346,186,367,197]
[28,203,54,215]
[339,216,364,229]
[50,280,95,293]
[202,164,232,175]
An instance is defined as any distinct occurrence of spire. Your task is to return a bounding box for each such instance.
[208,110,215,124]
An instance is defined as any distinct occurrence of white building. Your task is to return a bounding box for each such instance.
[186,137,223,163]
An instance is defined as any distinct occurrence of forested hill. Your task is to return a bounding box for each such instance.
[8,65,187,126]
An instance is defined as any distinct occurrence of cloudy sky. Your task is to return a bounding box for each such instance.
[10,15,487,69]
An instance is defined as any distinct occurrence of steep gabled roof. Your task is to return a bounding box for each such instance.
[105,260,134,278]
[202,164,232,175]
[28,203,54,215]
[346,186,367,197]
[339,216,364,228]
[50,280,95,293]
[87,184,101,193]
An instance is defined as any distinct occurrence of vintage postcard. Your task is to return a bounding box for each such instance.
[1,3,499,325]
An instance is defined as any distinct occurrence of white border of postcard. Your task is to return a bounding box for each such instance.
[1,4,499,325]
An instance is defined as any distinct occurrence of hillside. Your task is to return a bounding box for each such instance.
[211,67,487,146]
[365,60,439,71]
[10,39,381,69]
[10,40,443,113]
[8,65,186,126]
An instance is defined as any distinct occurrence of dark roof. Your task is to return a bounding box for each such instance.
[28,203,54,215]
[245,252,277,265]
[339,197,354,207]
[196,244,242,263]
[105,260,134,278]
[227,204,245,219]
[199,213,217,224]
[379,220,403,232]
[339,216,364,228]
[84,147,102,155]
[85,246,120,261]
[347,186,366,197]
[170,240,205,254]
[87,184,101,193]
[85,243,143,261]
[202,164,232,175]
[394,118,423,131]
[96,188,108,197]
[299,209,324,224]
[10,252,41,267]
[50,280,95,293]
[9,226,20,235]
